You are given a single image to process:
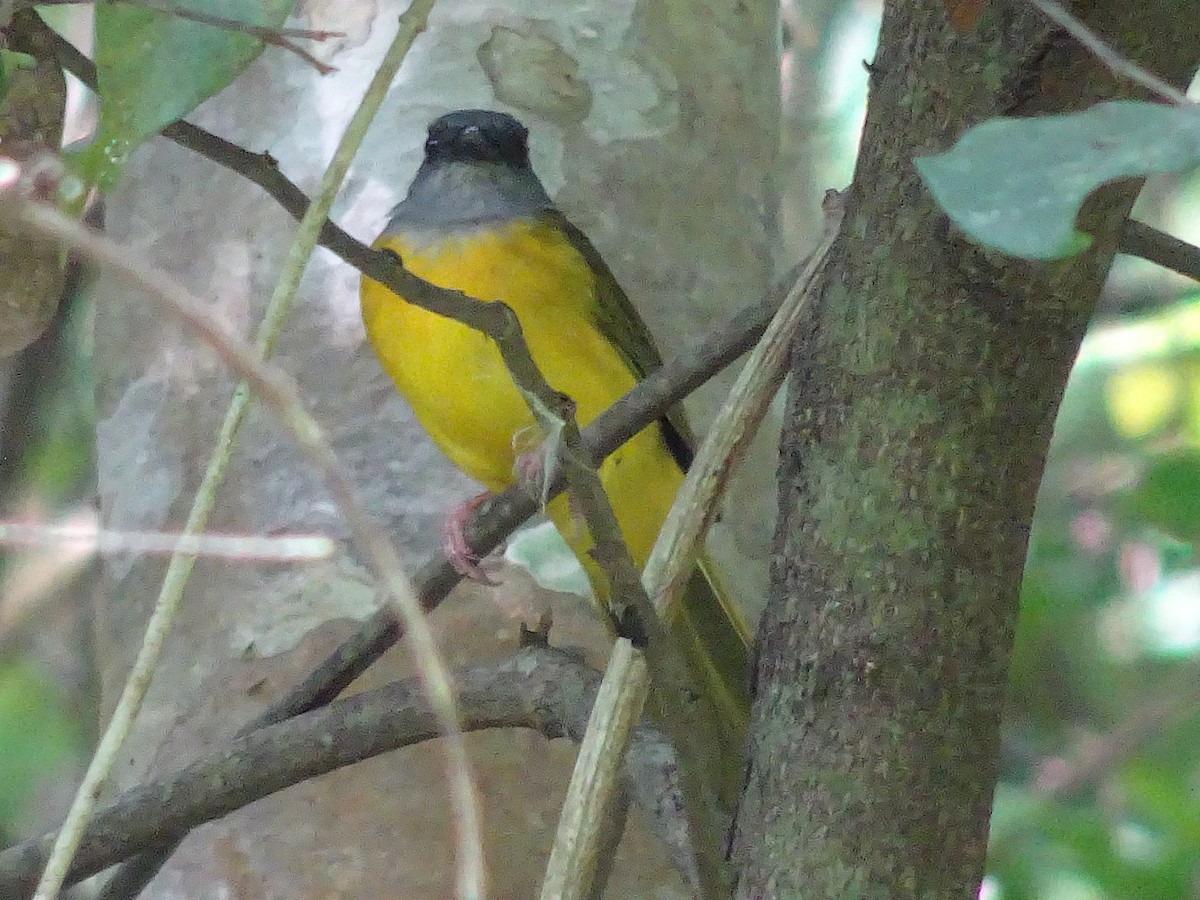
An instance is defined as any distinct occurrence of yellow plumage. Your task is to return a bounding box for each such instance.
[362,219,680,564]
[360,109,750,807]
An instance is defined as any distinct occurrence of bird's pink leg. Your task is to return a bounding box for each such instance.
[443,491,499,584]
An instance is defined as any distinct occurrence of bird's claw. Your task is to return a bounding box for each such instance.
[443,493,500,585]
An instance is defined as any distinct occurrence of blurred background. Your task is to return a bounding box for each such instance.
[4,2,1200,897]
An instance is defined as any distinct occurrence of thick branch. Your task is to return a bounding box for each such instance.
[0,647,690,898]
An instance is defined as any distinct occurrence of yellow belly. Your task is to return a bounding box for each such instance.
[360,217,683,573]
[363,216,752,799]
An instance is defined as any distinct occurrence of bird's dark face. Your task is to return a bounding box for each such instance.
[424,110,531,168]
[391,109,552,226]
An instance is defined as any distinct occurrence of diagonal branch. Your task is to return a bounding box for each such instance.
[1118,219,1200,282]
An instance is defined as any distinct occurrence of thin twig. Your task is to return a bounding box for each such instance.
[1025,0,1191,105]
[0,515,93,661]
[541,191,845,900]
[530,400,733,898]
[0,195,476,900]
[1033,665,1200,800]
[1118,219,1200,282]
[0,647,694,898]
[124,0,339,74]
[25,0,344,74]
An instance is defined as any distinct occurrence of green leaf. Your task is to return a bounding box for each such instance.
[504,520,592,599]
[1130,449,1200,545]
[79,0,295,189]
[915,101,1200,259]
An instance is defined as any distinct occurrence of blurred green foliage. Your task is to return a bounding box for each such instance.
[993,286,1200,898]
[0,662,80,828]
[0,272,95,841]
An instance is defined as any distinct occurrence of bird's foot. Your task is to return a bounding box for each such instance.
[443,492,499,585]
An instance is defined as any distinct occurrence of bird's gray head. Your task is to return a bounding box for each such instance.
[386,109,554,229]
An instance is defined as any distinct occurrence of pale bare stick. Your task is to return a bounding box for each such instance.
[540,191,845,899]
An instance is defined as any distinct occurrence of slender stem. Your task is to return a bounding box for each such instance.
[87,4,463,898]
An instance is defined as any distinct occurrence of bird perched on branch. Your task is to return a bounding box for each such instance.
[360,109,750,805]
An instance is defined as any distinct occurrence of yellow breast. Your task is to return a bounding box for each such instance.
[360,216,684,571]
[361,218,636,484]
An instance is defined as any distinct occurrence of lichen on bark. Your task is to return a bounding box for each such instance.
[735,1,1200,896]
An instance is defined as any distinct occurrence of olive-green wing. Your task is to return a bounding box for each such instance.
[538,209,696,470]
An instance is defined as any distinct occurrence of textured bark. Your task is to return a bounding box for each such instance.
[735,1,1200,897]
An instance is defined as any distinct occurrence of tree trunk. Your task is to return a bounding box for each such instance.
[735,1,1200,896]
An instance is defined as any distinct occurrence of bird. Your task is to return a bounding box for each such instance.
[360,109,751,804]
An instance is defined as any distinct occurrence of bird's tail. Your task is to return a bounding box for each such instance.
[654,554,752,810]
[546,492,752,809]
